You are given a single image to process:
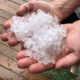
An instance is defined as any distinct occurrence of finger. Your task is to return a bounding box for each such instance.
[55,52,80,69]
[17,57,37,69]
[8,37,19,46]
[16,50,26,60]
[3,19,12,29]
[1,32,9,41]
[29,63,55,74]
[16,2,33,16]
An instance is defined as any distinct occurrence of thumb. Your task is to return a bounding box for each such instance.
[55,52,80,69]
[16,2,34,16]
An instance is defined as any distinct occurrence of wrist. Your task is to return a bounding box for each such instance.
[49,2,64,22]
[50,0,80,20]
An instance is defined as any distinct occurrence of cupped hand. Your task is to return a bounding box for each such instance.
[15,21,80,74]
[56,21,80,70]
[1,0,63,46]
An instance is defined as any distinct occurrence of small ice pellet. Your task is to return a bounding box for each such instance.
[7,9,67,65]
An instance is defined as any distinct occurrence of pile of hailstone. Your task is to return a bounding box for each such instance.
[7,9,67,65]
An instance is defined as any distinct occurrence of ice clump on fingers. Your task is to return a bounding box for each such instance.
[7,9,67,65]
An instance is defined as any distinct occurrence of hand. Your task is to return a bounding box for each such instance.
[1,0,63,46]
[15,21,80,74]
[56,21,80,70]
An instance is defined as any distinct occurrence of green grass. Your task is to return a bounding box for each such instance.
[37,69,77,80]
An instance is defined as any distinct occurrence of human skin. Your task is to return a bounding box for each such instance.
[1,0,80,73]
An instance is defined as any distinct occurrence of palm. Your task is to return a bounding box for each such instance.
[55,22,80,70]
[66,23,80,53]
